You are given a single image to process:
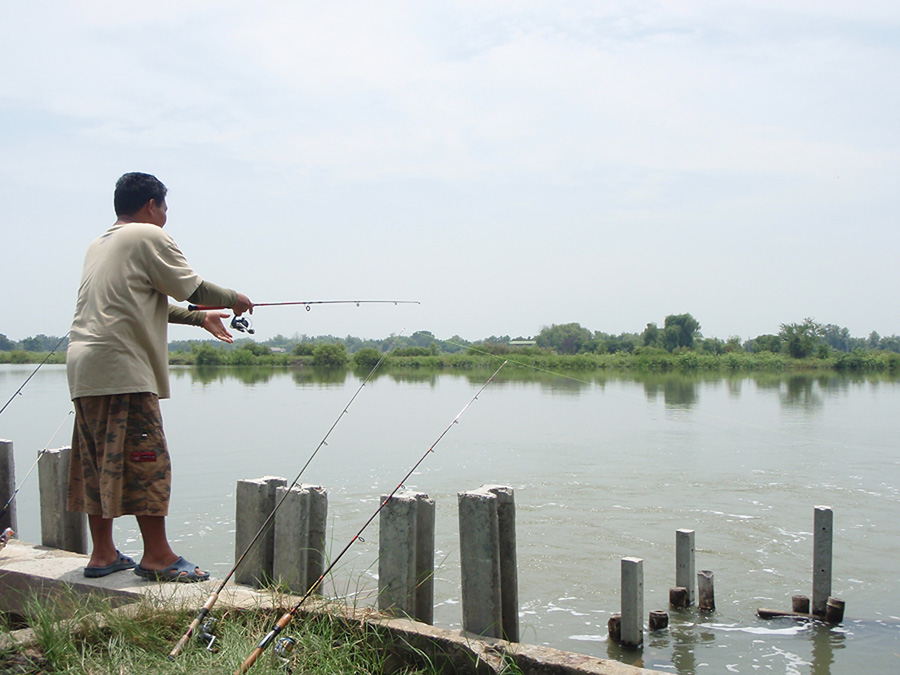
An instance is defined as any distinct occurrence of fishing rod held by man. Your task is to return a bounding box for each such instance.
[187,299,420,311]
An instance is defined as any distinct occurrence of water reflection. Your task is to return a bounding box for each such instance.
[171,366,899,416]
[641,374,700,408]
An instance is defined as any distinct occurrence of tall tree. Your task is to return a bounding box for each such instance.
[779,318,822,358]
[663,313,701,351]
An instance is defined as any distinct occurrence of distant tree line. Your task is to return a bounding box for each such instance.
[3,314,900,368]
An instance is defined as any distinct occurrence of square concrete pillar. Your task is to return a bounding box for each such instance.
[39,447,87,553]
[235,476,287,587]
[1,440,16,533]
[813,505,833,616]
[306,485,328,594]
[621,557,644,648]
[458,485,518,641]
[378,490,435,624]
[273,484,328,595]
[676,529,695,605]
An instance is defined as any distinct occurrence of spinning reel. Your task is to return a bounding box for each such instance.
[273,636,297,671]
[231,316,255,334]
[196,618,219,653]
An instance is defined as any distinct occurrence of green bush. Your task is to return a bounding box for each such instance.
[352,347,382,369]
[293,342,316,356]
[193,343,224,365]
[312,342,349,367]
[228,348,256,366]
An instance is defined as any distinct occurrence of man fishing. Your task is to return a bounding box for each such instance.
[66,172,252,582]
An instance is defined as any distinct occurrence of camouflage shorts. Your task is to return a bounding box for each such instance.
[67,393,171,518]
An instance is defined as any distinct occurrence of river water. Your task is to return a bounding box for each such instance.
[1,363,899,673]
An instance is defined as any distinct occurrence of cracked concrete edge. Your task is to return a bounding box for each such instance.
[1,539,665,675]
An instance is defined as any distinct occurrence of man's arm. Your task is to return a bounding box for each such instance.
[168,281,252,343]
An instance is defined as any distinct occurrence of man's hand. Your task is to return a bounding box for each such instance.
[233,293,253,316]
[202,311,235,343]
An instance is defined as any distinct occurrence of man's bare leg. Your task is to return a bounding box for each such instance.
[86,514,119,568]
[136,515,204,575]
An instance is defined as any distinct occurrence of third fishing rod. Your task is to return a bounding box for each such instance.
[168,336,401,659]
[234,360,507,674]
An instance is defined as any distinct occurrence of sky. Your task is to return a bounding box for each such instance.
[2,1,898,344]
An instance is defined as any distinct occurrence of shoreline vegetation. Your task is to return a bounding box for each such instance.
[3,315,900,374]
[0,591,476,675]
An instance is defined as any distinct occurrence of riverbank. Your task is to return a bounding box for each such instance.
[3,346,899,373]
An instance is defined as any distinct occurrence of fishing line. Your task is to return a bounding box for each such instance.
[2,410,74,515]
[0,334,68,417]
[168,333,404,660]
[234,360,507,674]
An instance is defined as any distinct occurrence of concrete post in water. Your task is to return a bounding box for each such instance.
[38,447,87,553]
[620,557,644,648]
[273,484,327,594]
[458,485,518,641]
[675,529,695,605]
[490,485,519,642]
[235,476,287,587]
[697,570,715,611]
[813,505,833,617]
[0,440,16,533]
[305,485,328,594]
[378,490,435,624]
[414,495,435,624]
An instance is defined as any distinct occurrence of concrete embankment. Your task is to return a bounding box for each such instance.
[0,539,665,675]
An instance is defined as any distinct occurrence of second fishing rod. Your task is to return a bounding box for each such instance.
[233,360,507,674]
[168,337,401,659]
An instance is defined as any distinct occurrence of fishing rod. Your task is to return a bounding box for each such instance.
[2,410,74,516]
[0,334,69,416]
[186,300,420,334]
[168,336,402,660]
[234,360,507,675]
[188,300,420,312]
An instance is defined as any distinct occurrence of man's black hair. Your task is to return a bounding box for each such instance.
[114,172,167,216]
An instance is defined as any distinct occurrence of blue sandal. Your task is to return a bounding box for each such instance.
[84,551,136,578]
[134,556,210,583]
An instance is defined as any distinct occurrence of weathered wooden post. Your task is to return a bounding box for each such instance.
[378,490,435,624]
[235,476,287,587]
[676,529,695,605]
[273,484,328,595]
[813,505,833,617]
[458,485,519,641]
[697,570,715,611]
[792,595,810,614]
[648,610,669,631]
[620,557,644,648]
[38,447,87,553]
[607,614,621,643]
[0,440,16,533]
[669,587,689,609]
[825,597,845,624]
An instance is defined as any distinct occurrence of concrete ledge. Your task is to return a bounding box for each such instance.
[1,540,664,675]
